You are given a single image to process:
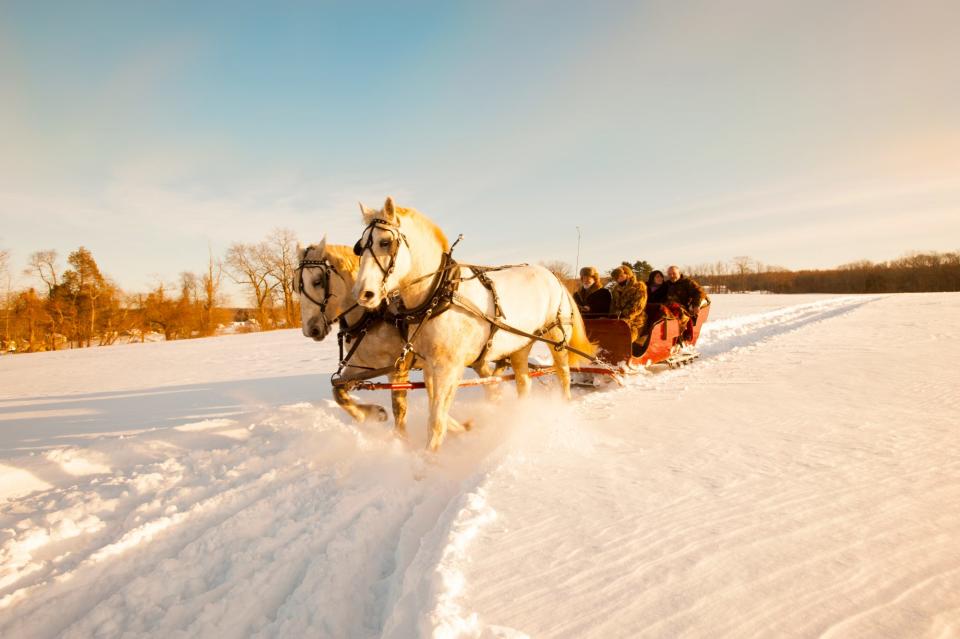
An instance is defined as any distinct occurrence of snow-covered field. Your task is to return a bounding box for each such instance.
[1,293,958,638]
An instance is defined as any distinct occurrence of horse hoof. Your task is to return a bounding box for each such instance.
[462,419,473,432]
[374,406,388,422]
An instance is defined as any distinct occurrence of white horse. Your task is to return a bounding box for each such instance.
[297,239,503,435]
[352,197,593,451]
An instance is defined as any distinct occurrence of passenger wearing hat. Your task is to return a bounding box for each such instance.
[573,266,611,317]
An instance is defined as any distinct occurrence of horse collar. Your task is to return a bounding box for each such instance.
[392,252,460,322]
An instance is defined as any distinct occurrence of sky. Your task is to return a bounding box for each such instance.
[1,0,958,300]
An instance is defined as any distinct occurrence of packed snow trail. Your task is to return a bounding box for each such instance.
[2,294,958,637]
[456,294,960,638]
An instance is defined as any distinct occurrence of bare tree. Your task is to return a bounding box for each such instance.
[25,250,59,294]
[540,260,574,282]
[263,228,299,327]
[180,271,200,305]
[200,248,225,336]
[180,271,201,336]
[224,242,277,329]
[732,255,752,291]
[0,249,11,350]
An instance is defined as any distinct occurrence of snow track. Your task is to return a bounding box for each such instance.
[2,294,958,637]
[0,405,505,638]
[696,295,873,356]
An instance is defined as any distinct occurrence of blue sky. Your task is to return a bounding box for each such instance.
[2,0,958,296]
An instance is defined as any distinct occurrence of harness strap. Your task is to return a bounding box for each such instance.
[468,266,505,319]
[342,227,612,384]
[337,327,374,373]
[449,293,598,363]
[333,364,403,389]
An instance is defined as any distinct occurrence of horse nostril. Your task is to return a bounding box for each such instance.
[362,290,375,301]
[310,326,321,337]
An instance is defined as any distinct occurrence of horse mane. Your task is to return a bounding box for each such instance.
[322,244,360,274]
[396,206,449,252]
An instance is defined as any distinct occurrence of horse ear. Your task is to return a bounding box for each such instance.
[358,201,374,222]
[383,196,396,222]
[317,235,327,254]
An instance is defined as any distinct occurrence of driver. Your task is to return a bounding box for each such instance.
[573,266,612,317]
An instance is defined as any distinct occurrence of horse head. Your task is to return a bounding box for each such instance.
[297,238,357,341]
[352,196,412,308]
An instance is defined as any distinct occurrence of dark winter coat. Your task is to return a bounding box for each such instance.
[574,283,612,316]
[609,273,647,341]
[663,275,708,313]
[647,282,667,306]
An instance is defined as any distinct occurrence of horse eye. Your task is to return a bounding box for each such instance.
[379,239,392,249]
[312,278,324,287]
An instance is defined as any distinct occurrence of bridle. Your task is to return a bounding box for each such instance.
[330,222,612,389]
[353,218,409,297]
[296,253,341,316]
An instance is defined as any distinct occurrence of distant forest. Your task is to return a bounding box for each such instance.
[548,251,960,295]
[1,242,958,354]
[0,229,302,354]
[684,252,960,294]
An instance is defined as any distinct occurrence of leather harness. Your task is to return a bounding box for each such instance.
[314,220,605,390]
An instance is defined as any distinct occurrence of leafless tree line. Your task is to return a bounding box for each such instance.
[5,240,958,354]
[1,228,304,354]
[684,252,960,293]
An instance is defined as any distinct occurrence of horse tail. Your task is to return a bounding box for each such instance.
[563,288,595,365]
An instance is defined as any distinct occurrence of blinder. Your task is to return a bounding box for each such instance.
[353,218,409,292]
[297,254,338,313]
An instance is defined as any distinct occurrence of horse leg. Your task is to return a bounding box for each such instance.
[333,368,388,423]
[509,344,534,399]
[471,360,504,402]
[426,363,463,451]
[545,327,573,401]
[389,369,409,437]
